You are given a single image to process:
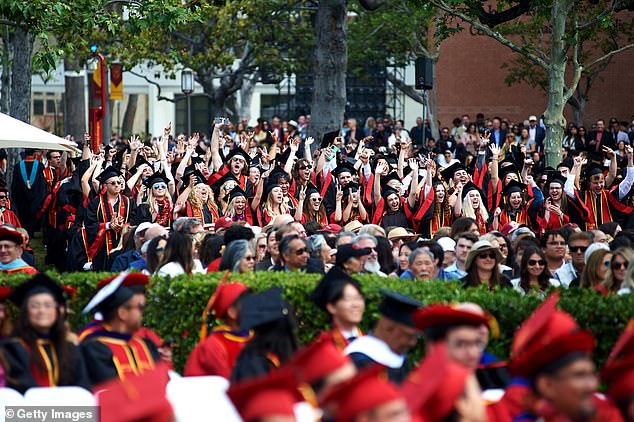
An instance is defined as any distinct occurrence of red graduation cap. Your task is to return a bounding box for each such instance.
[288,336,351,385]
[227,368,303,422]
[0,225,25,247]
[199,272,248,342]
[414,304,489,332]
[97,273,150,291]
[402,343,471,422]
[509,292,595,377]
[0,286,13,301]
[602,318,634,402]
[96,363,173,422]
[321,365,404,422]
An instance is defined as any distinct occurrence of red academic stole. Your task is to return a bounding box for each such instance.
[43,166,58,191]
[87,194,130,259]
[323,326,364,352]
[318,170,333,200]
[16,339,59,387]
[0,209,22,228]
[584,190,613,231]
[499,207,529,227]
[38,178,66,226]
[95,335,156,380]
[207,166,247,189]
[184,202,219,224]
[404,188,436,233]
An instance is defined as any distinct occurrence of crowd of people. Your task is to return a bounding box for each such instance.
[0,112,633,420]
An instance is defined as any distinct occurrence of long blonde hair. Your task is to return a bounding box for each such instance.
[580,249,611,288]
[462,190,489,221]
[264,188,290,219]
[603,247,634,292]
[189,184,216,212]
[146,183,173,208]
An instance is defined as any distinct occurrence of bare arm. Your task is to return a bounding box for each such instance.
[294,186,306,221]
[407,159,419,209]
[210,121,224,171]
[453,184,464,218]
[605,146,617,187]
[374,162,387,205]
[489,144,500,192]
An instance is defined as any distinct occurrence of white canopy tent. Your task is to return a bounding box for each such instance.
[0,112,80,152]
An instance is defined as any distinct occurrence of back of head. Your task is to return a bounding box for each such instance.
[224,224,255,244]
[358,224,386,238]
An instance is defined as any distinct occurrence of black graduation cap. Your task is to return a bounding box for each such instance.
[83,274,135,316]
[498,163,520,182]
[585,163,604,179]
[96,166,123,184]
[268,168,291,184]
[225,147,252,165]
[381,187,400,201]
[276,147,293,167]
[182,165,206,185]
[305,183,319,198]
[226,186,247,203]
[501,180,527,197]
[321,130,341,148]
[461,181,482,200]
[333,162,356,178]
[263,181,281,199]
[440,162,467,182]
[211,172,240,195]
[370,154,390,173]
[545,172,566,189]
[240,287,290,331]
[9,274,66,307]
[190,155,205,165]
[342,182,360,200]
[378,289,422,327]
[129,157,152,174]
[309,267,362,312]
[143,171,169,188]
[381,172,401,188]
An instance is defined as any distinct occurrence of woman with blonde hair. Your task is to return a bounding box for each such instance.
[455,182,489,235]
[580,246,612,291]
[174,168,219,225]
[603,247,634,294]
[136,171,175,227]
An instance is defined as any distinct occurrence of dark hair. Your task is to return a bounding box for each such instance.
[375,235,395,274]
[159,231,194,274]
[599,222,620,238]
[451,217,477,238]
[145,235,167,273]
[15,296,76,386]
[238,306,299,366]
[303,221,323,236]
[418,240,444,269]
[454,232,479,244]
[279,234,306,262]
[492,232,513,265]
[519,247,551,293]
[540,229,563,248]
[223,224,255,244]
[199,234,224,267]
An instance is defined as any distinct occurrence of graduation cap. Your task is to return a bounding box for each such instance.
[190,155,205,166]
[333,162,356,179]
[381,186,400,201]
[461,181,482,200]
[342,182,360,200]
[225,186,248,203]
[545,172,566,189]
[499,163,520,182]
[263,181,281,200]
[129,158,152,175]
[321,130,341,148]
[501,180,527,197]
[96,272,150,294]
[227,369,303,422]
[0,226,25,246]
[276,147,293,167]
[370,154,390,173]
[378,289,422,327]
[380,172,401,189]
[210,172,240,196]
[584,163,604,179]
[182,165,206,185]
[9,274,66,307]
[268,168,291,184]
[83,271,135,316]
[143,171,169,188]
[320,365,403,422]
[303,183,320,200]
[289,337,352,385]
[225,147,252,165]
[96,166,122,184]
[239,287,290,331]
[440,162,467,182]
[309,266,363,311]
[414,304,488,333]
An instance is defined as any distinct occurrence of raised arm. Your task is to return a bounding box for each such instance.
[374,162,388,205]
[304,137,315,164]
[284,137,300,175]
[407,158,419,209]
[618,145,634,200]
[294,186,306,222]
[453,183,464,218]
[605,146,617,187]
[210,120,224,171]
[489,144,500,192]
[565,156,585,198]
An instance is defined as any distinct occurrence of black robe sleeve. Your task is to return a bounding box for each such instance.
[79,340,120,386]
[1,339,38,393]
[230,353,272,383]
[133,203,152,225]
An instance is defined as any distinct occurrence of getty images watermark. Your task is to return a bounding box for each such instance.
[4,407,98,422]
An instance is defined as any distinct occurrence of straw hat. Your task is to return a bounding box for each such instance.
[464,240,503,271]
[387,227,416,242]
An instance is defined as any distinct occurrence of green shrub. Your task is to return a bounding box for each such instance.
[1,272,632,373]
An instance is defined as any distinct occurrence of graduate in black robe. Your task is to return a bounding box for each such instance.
[0,274,91,392]
[344,290,421,385]
[10,149,47,236]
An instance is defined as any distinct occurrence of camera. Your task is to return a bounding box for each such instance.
[478,127,491,137]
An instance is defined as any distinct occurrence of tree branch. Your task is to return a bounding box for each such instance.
[431,0,549,69]
[128,70,175,102]
[0,19,22,28]
[576,0,620,30]
[476,0,534,28]
[585,42,634,70]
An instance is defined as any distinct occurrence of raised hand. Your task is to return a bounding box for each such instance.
[164,122,172,137]
[305,136,315,146]
[408,158,418,172]
[602,146,615,159]
[336,185,343,202]
[494,207,502,217]
[214,117,225,130]
[489,144,501,159]
[290,136,300,153]
[299,185,307,202]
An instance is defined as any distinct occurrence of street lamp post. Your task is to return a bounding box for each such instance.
[181,68,194,136]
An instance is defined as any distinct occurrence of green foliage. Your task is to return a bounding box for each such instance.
[2,272,633,373]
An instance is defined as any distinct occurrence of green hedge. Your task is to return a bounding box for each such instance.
[2,272,633,373]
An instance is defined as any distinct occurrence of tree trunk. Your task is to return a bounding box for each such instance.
[63,55,86,142]
[542,0,572,167]
[571,95,587,127]
[1,27,11,114]
[9,28,33,123]
[310,0,348,144]
[239,73,257,121]
[121,93,138,136]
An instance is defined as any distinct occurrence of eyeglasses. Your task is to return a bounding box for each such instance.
[293,247,309,255]
[153,183,167,190]
[547,241,565,246]
[612,261,629,270]
[311,197,322,202]
[478,252,496,260]
[0,195,7,199]
[244,255,256,261]
[107,181,124,185]
[232,156,246,163]
[569,245,588,253]
[299,165,312,170]
[528,259,546,266]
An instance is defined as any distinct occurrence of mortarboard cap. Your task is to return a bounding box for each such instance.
[9,274,65,308]
[129,157,152,175]
[440,162,467,182]
[263,181,282,200]
[143,171,169,188]
[268,168,291,184]
[461,181,482,200]
[97,364,173,422]
[0,225,25,246]
[96,166,122,184]
[321,130,341,148]
[414,304,488,332]
[225,147,252,165]
[585,163,604,179]
[321,365,403,422]
[378,289,422,327]
[208,282,248,320]
[333,162,356,179]
[501,180,526,197]
[226,186,247,203]
[227,369,303,422]
[342,182,360,200]
[210,172,240,196]
[498,163,520,181]
[402,343,471,422]
[545,172,566,189]
[309,266,363,311]
[239,288,290,331]
[83,271,135,316]
[289,337,352,385]
[381,187,400,201]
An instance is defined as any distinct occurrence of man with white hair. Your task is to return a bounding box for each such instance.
[353,234,387,277]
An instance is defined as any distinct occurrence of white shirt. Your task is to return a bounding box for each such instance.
[157,259,205,277]
[344,335,405,368]
[554,261,579,288]
[510,277,561,295]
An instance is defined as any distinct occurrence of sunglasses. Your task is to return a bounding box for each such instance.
[299,165,313,170]
[603,260,611,268]
[153,183,167,190]
[311,197,322,202]
[108,181,124,185]
[232,157,246,163]
[569,245,588,253]
[293,247,309,256]
[0,195,7,199]
[478,252,496,260]
[528,259,546,266]
[258,244,267,250]
[612,261,629,270]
